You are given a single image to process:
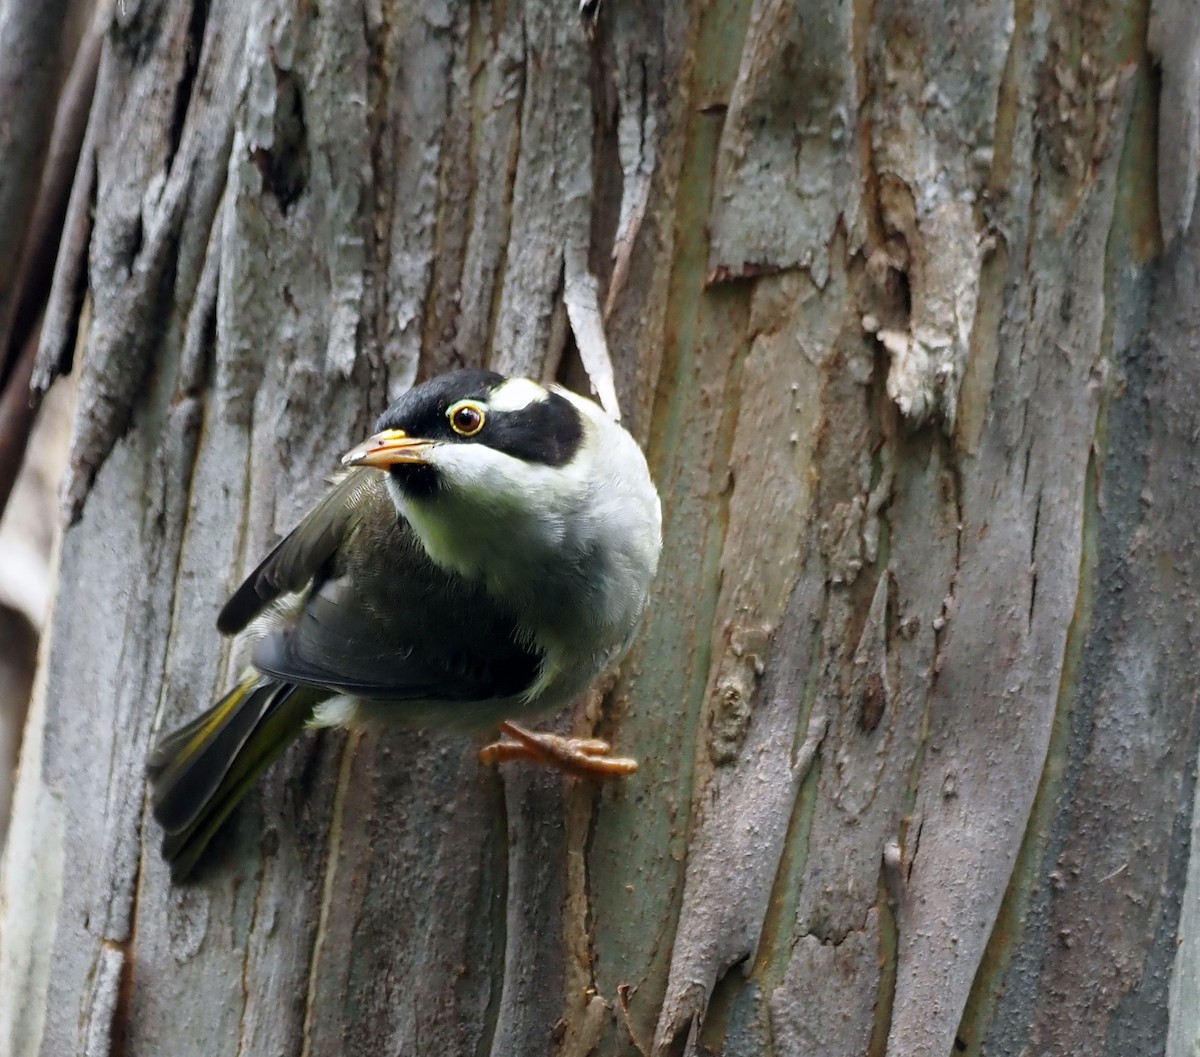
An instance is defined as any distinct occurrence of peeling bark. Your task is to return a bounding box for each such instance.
[1,2,1197,1057]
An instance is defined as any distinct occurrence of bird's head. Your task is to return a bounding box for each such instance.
[342,368,660,615]
[341,370,609,585]
[341,369,586,502]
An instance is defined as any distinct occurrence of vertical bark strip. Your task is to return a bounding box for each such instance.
[0,0,77,356]
[1,2,1196,1056]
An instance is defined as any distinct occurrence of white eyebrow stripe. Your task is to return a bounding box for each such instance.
[488,378,549,412]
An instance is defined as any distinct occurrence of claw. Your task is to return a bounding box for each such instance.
[480,722,638,778]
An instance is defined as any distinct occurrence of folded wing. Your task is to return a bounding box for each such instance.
[222,468,541,703]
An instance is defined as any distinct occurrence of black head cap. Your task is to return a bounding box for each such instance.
[375,370,503,436]
[377,370,584,465]
[376,370,586,496]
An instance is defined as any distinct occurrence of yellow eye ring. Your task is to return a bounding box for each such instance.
[447,400,487,437]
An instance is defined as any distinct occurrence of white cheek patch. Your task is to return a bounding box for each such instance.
[487,377,549,412]
[428,443,564,508]
[403,441,582,578]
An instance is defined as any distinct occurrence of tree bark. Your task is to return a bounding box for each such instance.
[2,1,1199,1056]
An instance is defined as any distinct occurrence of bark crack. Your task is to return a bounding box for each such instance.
[474,772,510,1057]
[299,729,361,1057]
[168,0,211,167]
[235,856,270,1057]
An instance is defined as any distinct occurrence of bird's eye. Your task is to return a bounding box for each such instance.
[448,400,486,437]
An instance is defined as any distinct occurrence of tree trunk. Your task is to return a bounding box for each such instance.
[2,1,1198,1056]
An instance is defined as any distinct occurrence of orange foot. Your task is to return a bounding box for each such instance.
[479,721,638,778]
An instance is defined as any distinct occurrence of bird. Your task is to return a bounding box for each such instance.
[147,369,662,880]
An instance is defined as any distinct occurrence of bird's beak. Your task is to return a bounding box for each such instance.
[341,429,435,469]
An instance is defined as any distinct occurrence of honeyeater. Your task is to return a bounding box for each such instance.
[147,370,662,880]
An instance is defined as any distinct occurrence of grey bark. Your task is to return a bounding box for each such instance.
[0,0,77,351]
[1,2,1199,1057]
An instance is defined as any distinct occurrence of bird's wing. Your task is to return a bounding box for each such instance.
[218,470,376,634]
[251,572,541,702]
[237,473,541,703]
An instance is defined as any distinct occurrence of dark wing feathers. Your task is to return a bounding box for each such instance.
[251,571,540,702]
[226,467,541,703]
[218,471,372,634]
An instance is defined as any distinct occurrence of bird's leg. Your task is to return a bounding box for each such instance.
[479,721,638,777]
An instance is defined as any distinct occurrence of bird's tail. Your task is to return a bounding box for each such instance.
[147,671,317,881]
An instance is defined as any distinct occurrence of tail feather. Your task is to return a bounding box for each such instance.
[148,674,316,880]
